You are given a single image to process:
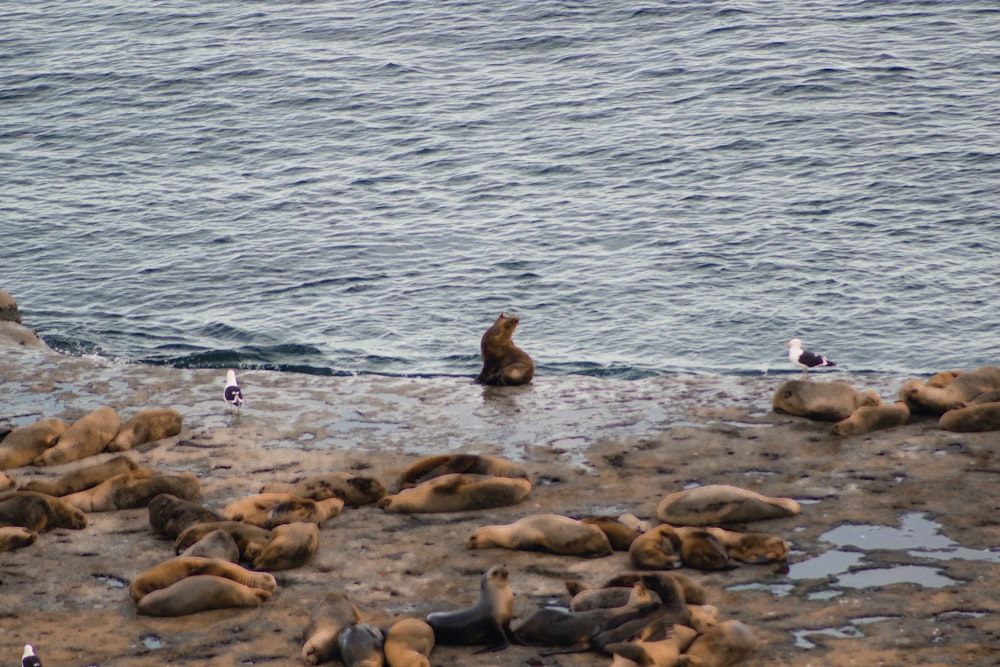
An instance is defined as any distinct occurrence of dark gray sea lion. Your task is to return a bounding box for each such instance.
[466,514,613,557]
[63,470,199,512]
[108,408,182,451]
[396,454,528,490]
[772,380,881,422]
[378,473,531,513]
[0,491,87,531]
[19,454,139,496]
[831,401,910,436]
[34,406,120,467]
[475,312,534,386]
[426,565,513,651]
[656,484,800,526]
[148,493,223,539]
[0,419,68,470]
[581,571,707,606]
[337,623,385,667]
[260,471,387,506]
[302,591,361,666]
[383,618,434,667]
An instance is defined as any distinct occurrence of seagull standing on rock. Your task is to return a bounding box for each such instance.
[786,338,836,378]
[224,369,244,413]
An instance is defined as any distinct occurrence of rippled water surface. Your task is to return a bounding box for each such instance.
[2,1,998,378]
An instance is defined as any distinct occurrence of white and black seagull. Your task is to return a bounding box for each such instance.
[22,644,42,667]
[786,338,836,377]
[224,369,244,413]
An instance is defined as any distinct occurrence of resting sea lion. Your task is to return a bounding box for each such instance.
[688,604,721,632]
[223,492,343,528]
[0,526,38,552]
[129,556,277,603]
[467,514,613,557]
[396,454,528,490]
[772,380,881,422]
[680,619,756,666]
[569,572,690,620]
[702,526,788,564]
[672,526,736,571]
[19,454,139,496]
[0,492,86,531]
[581,516,642,551]
[900,366,1000,415]
[584,571,707,606]
[63,470,199,512]
[939,402,1000,432]
[337,623,385,667]
[34,406,120,466]
[656,484,800,525]
[629,525,682,570]
[379,473,531,513]
[426,565,513,651]
[135,574,272,617]
[302,591,361,665]
[251,521,320,571]
[108,408,182,451]
[180,528,241,562]
[260,472,387,506]
[0,471,13,492]
[831,401,910,436]
[606,621,698,667]
[475,312,534,386]
[174,520,273,561]
[926,370,963,388]
[384,618,435,667]
[0,419,68,470]
[148,493,223,538]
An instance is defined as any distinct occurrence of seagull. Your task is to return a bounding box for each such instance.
[786,338,836,377]
[22,645,42,667]
[224,369,244,413]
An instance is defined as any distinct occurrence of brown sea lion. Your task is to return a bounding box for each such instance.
[250,521,320,571]
[179,528,241,562]
[629,525,682,570]
[569,572,692,618]
[680,619,756,666]
[900,366,1000,415]
[656,484,800,526]
[19,454,139,496]
[129,556,277,603]
[260,472,387,506]
[0,419,68,470]
[384,618,435,667]
[970,389,1000,405]
[467,514,613,557]
[702,526,788,564]
[63,470,199,512]
[148,493,223,539]
[672,526,736,571]
[426,565,513,651]
[687,604,721,632]
[302,591,362,666]
[926,370,963,388]
[772,380,881,422]
[108,408,182,451]
[0,526,38,552]
[34,406,120,466]
[0,491,86,531]
[337,623,385,667]
[223,492,343,528]
[831,401,910,436]
[586,571,707,606]
[475,312,534,386]
[0,289,21,323]
[939,402,1000,432]
[378,473,531,514]
[606,621,698,667]
[0,471,13,492]
[135,574,272,617]
[396,454,528,491]
[173,520,273,561]
[581,516,642,551]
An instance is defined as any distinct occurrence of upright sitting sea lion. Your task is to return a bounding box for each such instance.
[337,623,385,667]
[628,525,682,570]
[378,473,531,513]
[135,574,272,617]
[426,565,513,651]
[223,492,343,528]
[900,366,1000,415]
[34,406,120,466]
[467,514,613,557]
[831,401,910,436]
[148,493,224,539]
[19,454,139,496]
[680,619,756,667]
[384,618,435,667]
[475,312,534,386]
[606,621,698,667]
[173,520,273,561]
[108,408,183,451]
[939,402,1000,432]
[0,491,87,531]
[250,521,320,571]
[772,380,881,422]
[397,454,528,490]
[260,472,387,506]
[656,485,800,526]
[63,470,199,512]
[302,591,362,666]
[0,526,38,552]
[0,419,68,470]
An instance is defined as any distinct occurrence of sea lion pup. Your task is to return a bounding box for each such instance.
[680,619,756,667]
[260,472,387,506]
[656,484,801,526]
[34,406,120,467]
[129,556,277,603]
[19,454,139,496]
[0,491,87,531]
[396,453,528,491]
[772,380,881,422]
[939,402,1000,432]
[581,516,642,551]
[338,623,386,667]
[179,528,240,561]
[378,473,531,514]
[0,526,38,552]
[0,418,68,470]
[702,526,788,564]
[63,470,199,512]
[467,514,613,557]
[173,520,273,561]
[606,621,698,667]
[831,401,910,436]
[475,312,535,386]
[384,618,435,667]
[148,493,223,539]
[426,564,513,652]
[900,365,1000,415]
[223,492,343,528]
[135,574,272,617]
[302,591,362,666]
[629,524,683,570]
[251,521,320,571]
[108,408,182,451]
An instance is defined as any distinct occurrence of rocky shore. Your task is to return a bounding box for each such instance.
[0,316,997,666]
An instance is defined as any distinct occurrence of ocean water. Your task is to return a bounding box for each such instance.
[2,1,998,380]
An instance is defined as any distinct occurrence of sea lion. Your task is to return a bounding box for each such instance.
[0,471,13,492]
[939,402,1000,432]
[900,366,1000,415]
[396,454,528,490]
[672,526,736,571]
[926,370,963,388]
[606,621,698,667]
[63,470,199,512]
[629,525,682,570]
[0,491,87,531]
[148,493,224,539]
[173,520,273,561]
[0,419,68,470]
[179,528,241,562]
[302,591,362,666]
[0,526,37,552]
[223,492,343,528]
[379,473,531,514]
[0,289,21,323]
[587,571,707,606]
[108,408,182,451]
[702,526,788,564]
[679,619,756,667]
[475,312,535,386]
[34,406,120,467]
[426,564,513,651]
[384,618,435,667]
[656,484,801,526]
[687,604,721,632]
[467,514,613,557]
[129,556,277,603]
[831,401,910,436]
[19,454,139,496]
[772,380,881,422]
[260,472,387,506]
[581,516,642,551]
[569,573,691,620]
[135,574,272,617]
[250,521,320,571]
[337,623,385,667]
[970,389,1000,405]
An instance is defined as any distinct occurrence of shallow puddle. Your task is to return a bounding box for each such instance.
[793,616,897,649]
